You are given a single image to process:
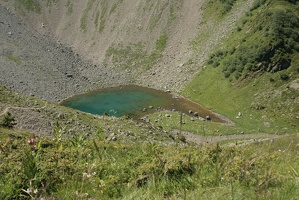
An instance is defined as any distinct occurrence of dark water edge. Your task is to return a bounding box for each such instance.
[60,85,228,123]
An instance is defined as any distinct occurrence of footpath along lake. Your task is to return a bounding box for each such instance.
[61,85,226,123]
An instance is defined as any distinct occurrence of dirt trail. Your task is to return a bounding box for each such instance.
[0,103,48,116]
[178,130,280,146]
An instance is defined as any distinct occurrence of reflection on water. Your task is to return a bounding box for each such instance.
[61,85,226,123]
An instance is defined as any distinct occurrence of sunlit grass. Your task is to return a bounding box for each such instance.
[0,129,297,199]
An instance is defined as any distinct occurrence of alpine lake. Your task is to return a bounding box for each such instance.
[61,85,226,123]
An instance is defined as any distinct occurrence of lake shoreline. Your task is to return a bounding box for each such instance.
[61,84,234,125]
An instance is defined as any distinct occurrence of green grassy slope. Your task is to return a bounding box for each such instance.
[182,0,299,135]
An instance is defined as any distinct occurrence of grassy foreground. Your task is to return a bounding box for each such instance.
[0,127,298,199]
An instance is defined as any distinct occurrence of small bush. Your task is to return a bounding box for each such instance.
[212,61,220,68]
[207,59,214,65]
[269,77,275,82]
[242,19,248,25]
[0,112,16,129]
[286,0,297,4]
[215,50,224,57]
[224,71,231,78]
[251,0,266,11]
[280,72,289,80]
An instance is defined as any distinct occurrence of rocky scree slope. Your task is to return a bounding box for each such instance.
[0,5,94,102]
[0,0,255,101]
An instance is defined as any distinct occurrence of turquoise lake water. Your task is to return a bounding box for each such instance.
[61,85,225,122]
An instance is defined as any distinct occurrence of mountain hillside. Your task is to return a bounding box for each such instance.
[1,0,256,95]
[0,0,298,134]
[0,0,299,199]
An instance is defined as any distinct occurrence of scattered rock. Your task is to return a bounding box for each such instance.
[270,138,274,144]
[107,133,117,141]
[264,122,271,127]
[58,113,65,119]
[136,175,148,187]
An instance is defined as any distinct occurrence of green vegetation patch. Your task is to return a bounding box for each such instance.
[46,0,57,7]
[105,31,168,71]
[15,0,41,13]
[0,112,16,129]
[184,0,299,136]
[109,0,124,15]
[105,42,163,71]
[80,0,96,32]
[0,85,25,106]
[203,0,239,20]
[149,1,168,30]
[207,0,299,80]
[147,0,181,30]
[94,11,100,27]
[183,62,299,135]
[99,0,108,33]
[88,0,109,33]
[66,0,73,16]
[4,54,22,65]
[155,32,168,52]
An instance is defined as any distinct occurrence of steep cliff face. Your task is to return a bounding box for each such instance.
[0,0,255,92]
